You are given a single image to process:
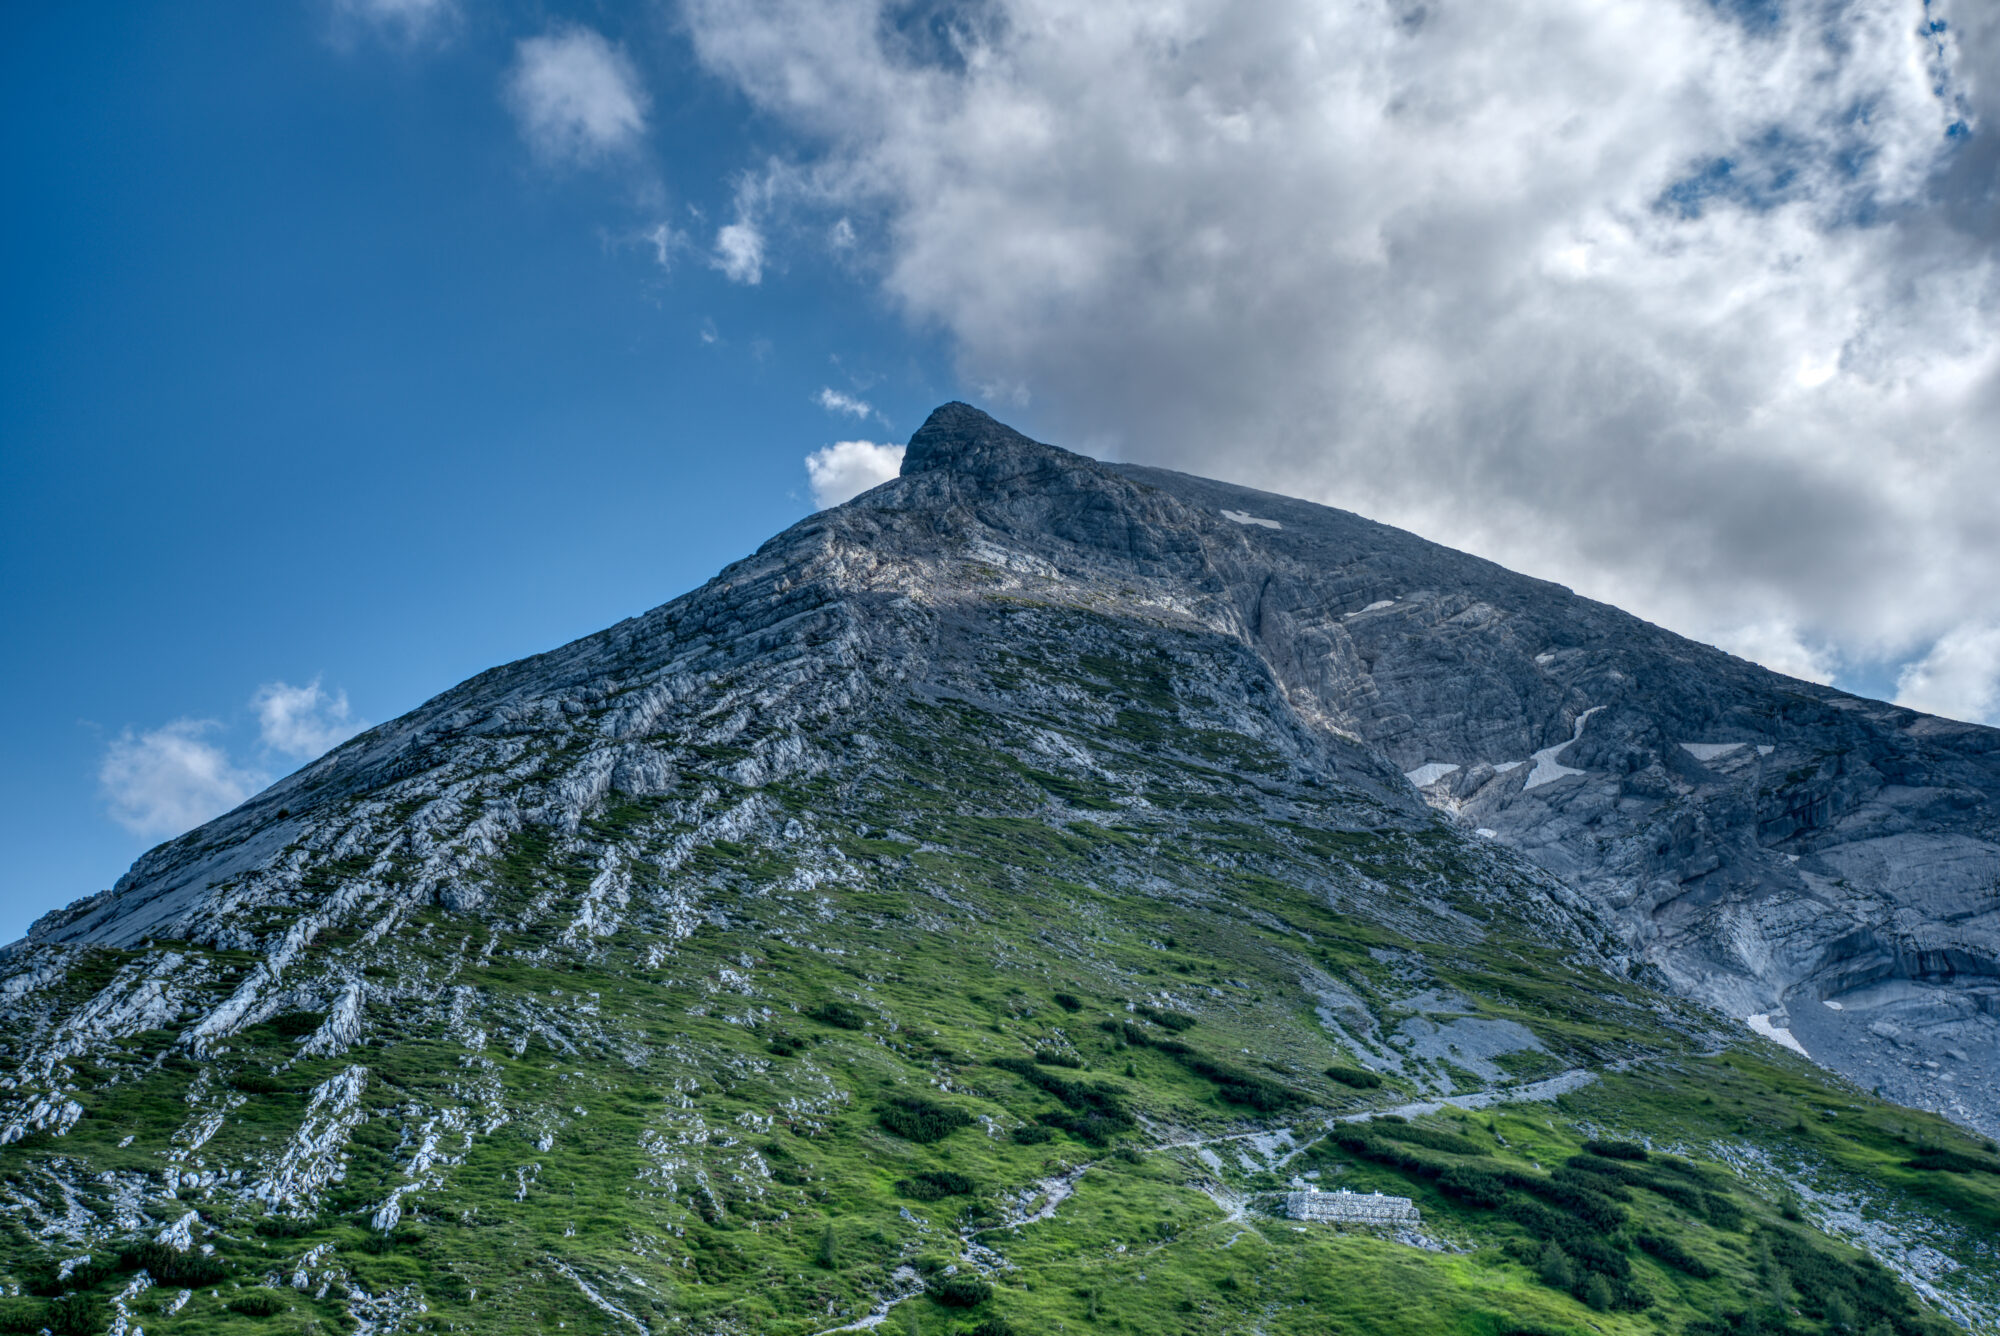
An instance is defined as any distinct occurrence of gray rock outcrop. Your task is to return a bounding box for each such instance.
[17,402,2000,1135]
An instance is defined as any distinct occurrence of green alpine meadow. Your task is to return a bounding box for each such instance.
[3,406,1997,1336]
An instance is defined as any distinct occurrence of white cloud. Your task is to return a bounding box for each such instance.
[714,220,766,284]
[634,221,691,270]
[1897,626,2000,724]
[685,0,2000,697]
[816,387,873,417]
[100,721,266,840]
[505,27,649,166]
[806,440,905,507]
[1708,622,1839,687]
[252,679,369,760]
[331,0,456,43]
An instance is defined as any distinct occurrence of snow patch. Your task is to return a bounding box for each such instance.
[1220,509,1281,530]
[1404,763,1459,788]
[1680,742,1747,762]
[1523,707,1605,791]
[1746,1013,1810,1058]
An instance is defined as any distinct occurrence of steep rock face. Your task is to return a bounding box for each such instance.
[20,403,2000,1132]
[1,404,1998,1336]
[1077,460,2000,1132]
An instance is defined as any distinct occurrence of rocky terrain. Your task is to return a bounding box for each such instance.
[0,403,1995,1336]
[1088,457,2000,1138]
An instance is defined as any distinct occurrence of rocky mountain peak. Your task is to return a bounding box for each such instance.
[898,400,1092,484]
[2,406,1998,1334]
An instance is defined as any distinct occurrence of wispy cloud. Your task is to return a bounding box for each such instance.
[328,0,457,46]
[505,27,649,167]
[252,678,369,759]
[713,220,765,284]
[805,440,904,508]
[99,679,369,841]
[816,387,873,418]
[100,721,265,839]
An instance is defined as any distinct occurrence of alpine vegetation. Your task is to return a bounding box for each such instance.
[2,405,1997,1335]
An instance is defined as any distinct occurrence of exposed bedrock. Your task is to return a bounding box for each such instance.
[17,401,2000,1136]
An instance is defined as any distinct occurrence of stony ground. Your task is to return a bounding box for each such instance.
[2,406,1997,1336]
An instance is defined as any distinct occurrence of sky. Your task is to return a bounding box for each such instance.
[2,0,1996,943]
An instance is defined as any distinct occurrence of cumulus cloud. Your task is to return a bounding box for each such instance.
[100,721,266,839]
[806,440,905,507]
[714,220,766,283]
[253,679,369,760]
[506,27,649,165]
[817,387,873,417]
[1896,625,2000,724]
[686,0,2000,718]
[99,680,367,840]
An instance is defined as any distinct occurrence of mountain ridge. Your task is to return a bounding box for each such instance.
[24,404,2000,1131]
[2,403,1996,1336]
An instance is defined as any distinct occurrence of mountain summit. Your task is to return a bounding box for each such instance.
[3,406,1996,1335]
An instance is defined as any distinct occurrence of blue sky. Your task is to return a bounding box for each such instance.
[4,0,1997,943]
[0,2,967,940]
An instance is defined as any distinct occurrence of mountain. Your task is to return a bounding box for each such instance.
[2,403,1996,1336]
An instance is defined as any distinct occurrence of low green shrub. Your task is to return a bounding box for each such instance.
[1135,1005,1197,1032]
[255,1214,321,1238]
[991,1058,1134,1133]
[808,1001,868,1030]
[1583,1139,1649,1162]
[1038,1110,1129,1146]
[899,1170,978,1201]
[879,1097,975,1144]
[116,1241,228,1287]
[227,1289,288,1316]
[1324,1065,1383,1089]
[0,1299,48,1335]
[927,1276,992,1308]
[1907,1147,2000,1175]
[1372,1121,1484,1156]
[44,1294,105,1336]
[1635,1232,1715,1278]
[263,1011,325,1038]
[1104,1025,1304,1110]
[1438,1164,1510,1208]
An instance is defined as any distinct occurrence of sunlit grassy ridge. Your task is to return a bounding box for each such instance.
[3,602,1996,1335]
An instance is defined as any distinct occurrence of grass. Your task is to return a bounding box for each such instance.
[0,605,1992,1334]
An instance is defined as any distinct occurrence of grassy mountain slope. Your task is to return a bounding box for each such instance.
[4,597,1996,1336]
[3,407,1998,1335]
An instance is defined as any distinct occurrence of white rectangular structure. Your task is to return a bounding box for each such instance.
[1282,1188,1420,1225]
